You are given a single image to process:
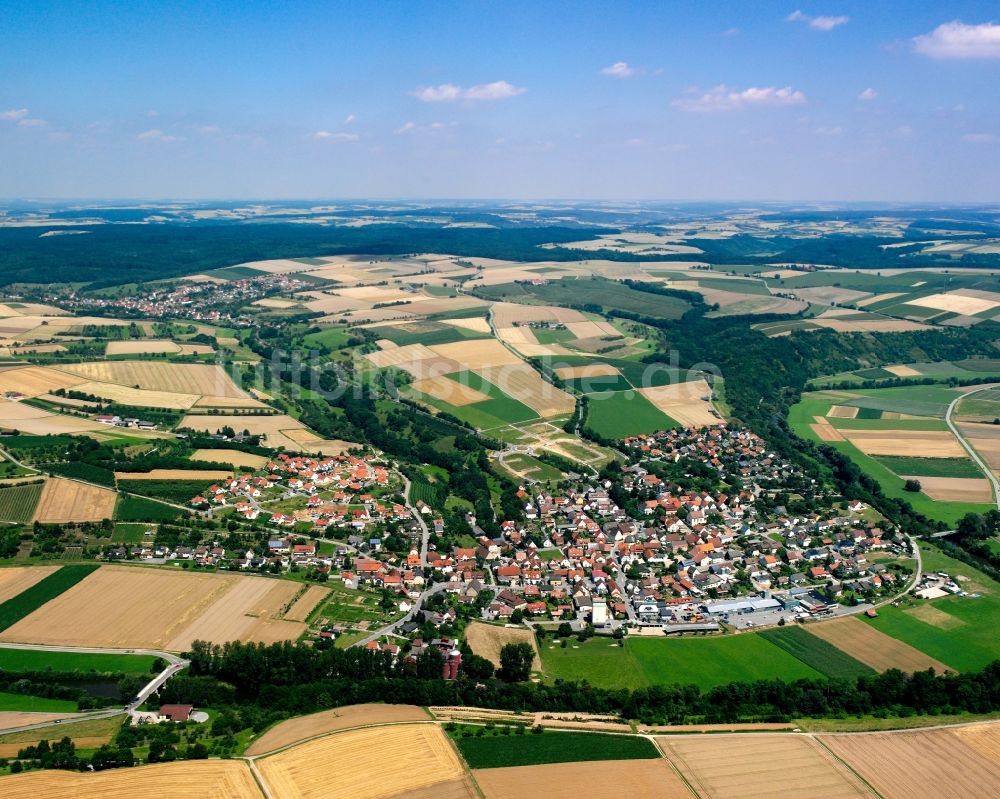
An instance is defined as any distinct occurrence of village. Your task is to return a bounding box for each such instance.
[97,425,914,654]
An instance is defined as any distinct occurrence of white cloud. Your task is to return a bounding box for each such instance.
[411,80,525,102]
[0,108,29,121]
[600,61,635,78]
[787,10,849,31]
[344,114,356,125]
[16,117,46,127]
[313,130,358,142]
[858,87,878,101]
[962,132,996,143]
[395,121,417,135]
[137,129,183,142]
[913,21,1000,59]
[673,85,806,112]
[722,27,740,37]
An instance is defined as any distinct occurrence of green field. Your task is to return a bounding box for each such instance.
[540,634,824,690]
[116,479,216,504]
[862,545,1000,673]
[115,493,187,521]
[531,327,576,344]
[585,390,677,439]
[0,690,78,713]
[501,453,564,482]
[0,648,157,673]
[302,326,351,351]
[760,626,875,679]
[410,371,539,430]
[0,482,43,523]
[0,565,99,632]
[372,322,487,348]
[451,728,659,769]
[478,277,691,320]
[564,373,633,394]
[874,456,985,478]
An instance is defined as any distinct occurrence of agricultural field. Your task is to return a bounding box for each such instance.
[453,727,659,769]
[32,478,117,523]
[0,761,262,799]
[584,390,678,439]
[0,690,77,713]
[473,760,690,799]
[857,544,1000,673]
[0,565,98,633]
[256,723,474,799]
[0,647,156,673]
[245,703,429,756]
[0,482,43,523]
[0,565,308,651]
[806,616,955,674]
[465,622,541,670]
[282,584,330,623]
[539,633,823,690]
[759,626,875,679]
[789,387,994,524]
[190,449,269,469]
[0,566,60,604]
[820,724,1000,799]
[495,452,564,482]
[658,734,873,799]
[179,413,351,454]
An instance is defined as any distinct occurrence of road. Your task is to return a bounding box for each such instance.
[0,643,189,734]
[351,581,451,648]
[945,387,1000,510]
[401,474,431,565]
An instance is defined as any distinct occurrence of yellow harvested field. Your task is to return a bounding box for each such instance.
[907,290,1000,316]
[443,317,491,334]
[491,303,585,327]
[820,725,1000,799]
[474,760,690,799]
[659,734,871,799]
[178,343,214,355]
[179,414,349,453]
[0,760,262,799]
[283,585,331,623]
[0,405,102,435]
[191,449,269,469]
[812,317,929,333]
[496,326,538,347]
[465,622,541,670]
[884,364,922,377]
[246,704,429,756]
[411,376,491,406]
[476,363,575,417]
[0,366,86,397]
[805,617,954,673]
[0,566,59,603]
[365,343,437,368]
[194,394,266,407]
[165,576,305,651]
[841,429,966,458]
[904,603,966,629]
[638,379,718,427]
[554,363,620,379]
[33,478,116,523]
[115,469,234,480]
[105,339,181,355]
[901,475,993,503]
[957,423,1000,469]
[72,380,200,409]
[856,291,905,307]
[564,320,620,338]
[827,405,859,419]
[0,711,79,731]
[256,723,472,799]
[430,339,523,368]
[58,361,249,398]
[0,566,304,651]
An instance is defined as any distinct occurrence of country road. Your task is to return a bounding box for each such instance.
[945,387,1000,511]
[351,581,450,648]
[0,643,189,735]
[401,473,431,565]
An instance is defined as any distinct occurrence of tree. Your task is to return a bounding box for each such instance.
[904,479,921,493]
[498,642,534,682]
[460,653,495,681]
[415,647,445,679]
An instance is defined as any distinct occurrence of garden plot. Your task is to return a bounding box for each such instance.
[658,734,870,799]
[474,760,689,799]
[637,379,718,427]
[245,704,428,756]
[32,478,116,523]
[805,617,954,673]
[256,723,473,799]
[820,725,1000,799]
[0,760,262,799]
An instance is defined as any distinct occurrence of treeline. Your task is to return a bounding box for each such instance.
[180,639,1000,725]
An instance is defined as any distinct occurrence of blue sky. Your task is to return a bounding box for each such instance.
[1,0,999,201]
